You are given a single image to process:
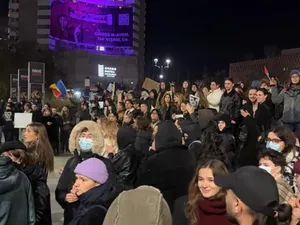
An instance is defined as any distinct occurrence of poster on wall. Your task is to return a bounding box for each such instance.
[30,83,44,100]
[10,74,18,99]
[18,69,28,101]
[50,0,133,47]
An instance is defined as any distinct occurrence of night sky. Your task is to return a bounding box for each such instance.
[1,0,300,77]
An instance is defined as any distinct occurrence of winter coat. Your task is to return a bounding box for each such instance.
[0,157,35,225]
[55,121,117,225]
[271,85,300,123]
[207,88,223,112]
[159,105,177,121]
[109,126,140,189]
[68,183,114,225]
[219,89,242,123]
[173,196,234,225]
[21,164,52,225]
[136,121,197,212]
[135,130,153,156]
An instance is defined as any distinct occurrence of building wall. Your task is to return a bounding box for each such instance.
[54,50,138,88]
[229,54,300,85]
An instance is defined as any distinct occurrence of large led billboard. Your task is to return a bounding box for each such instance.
[50,0,133,54]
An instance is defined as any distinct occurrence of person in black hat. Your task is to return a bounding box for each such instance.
[215,166,292,225]
[1,141,51,225]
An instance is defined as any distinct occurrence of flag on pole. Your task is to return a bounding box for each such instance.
[49,80,67,98]
[264,66,270,80]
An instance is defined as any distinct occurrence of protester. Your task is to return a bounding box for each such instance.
[103,186,172,225]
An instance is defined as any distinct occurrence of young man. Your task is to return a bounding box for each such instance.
[215,166,280,225]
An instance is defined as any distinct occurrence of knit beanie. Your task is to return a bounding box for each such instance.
[290,69,300,77]
[74,158,109,184]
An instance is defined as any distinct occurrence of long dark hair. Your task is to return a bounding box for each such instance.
[185,160,229,225]
[268,126,296,155]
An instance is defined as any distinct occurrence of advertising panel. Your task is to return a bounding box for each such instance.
[10,74,18,99]
[18,69,28,101]
[50,0,133,47]
[28,62,45,84]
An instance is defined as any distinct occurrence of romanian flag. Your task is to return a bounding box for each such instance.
[49,80,67,98]
[264,65,270,80]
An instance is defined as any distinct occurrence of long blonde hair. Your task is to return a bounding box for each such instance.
[102,121,119,156]
[26,122,54,173]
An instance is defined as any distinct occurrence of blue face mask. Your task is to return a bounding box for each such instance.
[266,141,280,152]
[79,138,93,152]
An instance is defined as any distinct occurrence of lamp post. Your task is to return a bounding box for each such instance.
[153,58,171,80]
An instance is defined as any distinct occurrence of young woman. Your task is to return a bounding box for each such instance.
[23,122,54,177]
[173,159,234,225]
[242,88,258,117]
[159,93,176,121]
[266,126,300,192]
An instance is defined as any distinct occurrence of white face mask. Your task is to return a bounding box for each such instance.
[259,165,272,174]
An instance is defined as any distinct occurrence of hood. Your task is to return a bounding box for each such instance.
[69,120,105,156]
[155,120,182,150]
[0,156,21,194]
[103,186,172,225]
[117,126,136,150]
[179,120,201,144]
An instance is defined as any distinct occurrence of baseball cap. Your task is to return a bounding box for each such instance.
[215,166,279,216]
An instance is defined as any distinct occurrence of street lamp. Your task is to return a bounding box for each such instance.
[153,58,171,80]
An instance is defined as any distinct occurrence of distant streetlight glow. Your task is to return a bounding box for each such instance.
[159,74,164,79]
[166,59,171,65]
[153,57,171,80]
[154,58,158,64]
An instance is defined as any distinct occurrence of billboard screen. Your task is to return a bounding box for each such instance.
[50,0,133,49]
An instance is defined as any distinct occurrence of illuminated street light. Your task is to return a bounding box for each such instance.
[153,57,171,80]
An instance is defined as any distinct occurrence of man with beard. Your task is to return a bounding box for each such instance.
[214,166,290,225]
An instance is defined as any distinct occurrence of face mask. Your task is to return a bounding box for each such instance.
[266,141,280,152]
[259,165,272,174]
[79,138,93,152]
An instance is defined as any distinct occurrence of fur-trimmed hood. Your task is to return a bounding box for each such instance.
[69,120,105,156]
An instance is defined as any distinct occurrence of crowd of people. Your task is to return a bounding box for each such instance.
[1,69,300,225]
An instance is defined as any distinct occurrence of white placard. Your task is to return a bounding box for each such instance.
[14,113,32,128]
[189,95,200,108]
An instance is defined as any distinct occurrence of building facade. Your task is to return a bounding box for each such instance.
[7,0,146,88]
[229,48,300,85]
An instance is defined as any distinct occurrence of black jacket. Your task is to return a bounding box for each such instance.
[135,130,153,156]
[110,126,140,190]
[136,121,197,212]
[219,89,242,123]
[55,151,117,225]
[0,157,35,225]
[68,183,115,225]
[21,164,51,225]
[159,105,177,121]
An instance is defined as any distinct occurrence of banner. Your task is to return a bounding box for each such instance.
[10,74,18,99]
[18,69,28,101]
[28,62,45,84]
[50,1,133,47]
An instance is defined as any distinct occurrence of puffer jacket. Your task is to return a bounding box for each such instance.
[0,157,35,225]
[55,121,117,225]
[270,85,300,123]
[109,126,141,190]
[219,89,242,123]
[21,164,51,225]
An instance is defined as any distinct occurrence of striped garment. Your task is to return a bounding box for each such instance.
[277,177,295,203]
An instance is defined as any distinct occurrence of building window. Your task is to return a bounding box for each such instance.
[38,6,50,10]
[11,0,19,3]
[38,15,49,19]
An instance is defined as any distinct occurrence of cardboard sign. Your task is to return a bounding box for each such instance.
[142,78,160,92]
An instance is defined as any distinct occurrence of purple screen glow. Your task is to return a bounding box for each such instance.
[50,0,134,55]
